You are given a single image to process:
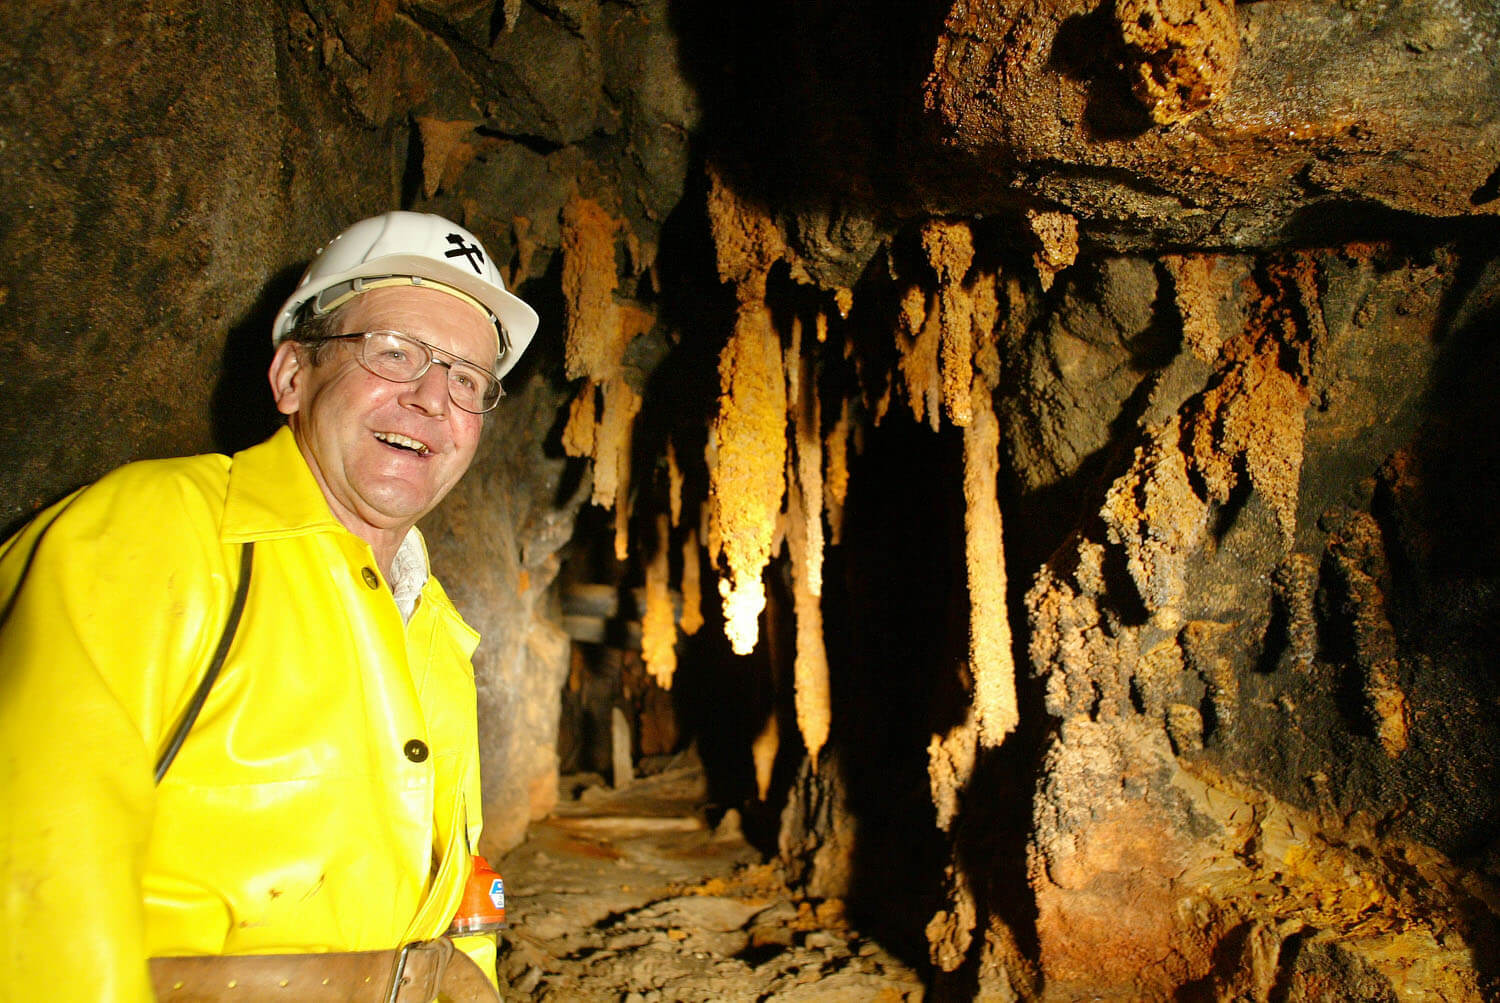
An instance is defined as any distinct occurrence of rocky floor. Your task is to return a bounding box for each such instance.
[494,756,927,1001]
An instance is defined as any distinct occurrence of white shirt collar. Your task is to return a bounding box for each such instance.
[389,528,429,624]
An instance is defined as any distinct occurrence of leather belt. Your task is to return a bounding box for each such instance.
[149,937,499,1002]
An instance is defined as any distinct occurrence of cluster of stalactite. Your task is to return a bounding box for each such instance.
[917,240,1494,996]
[557,176,1453,994]
[556,174,1455,992]
[558,162,1044,774]
[560,193,655,565]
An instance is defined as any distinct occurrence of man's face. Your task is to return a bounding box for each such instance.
[269,285,499,544]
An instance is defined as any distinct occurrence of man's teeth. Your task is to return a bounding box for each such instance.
[376,432,430,455]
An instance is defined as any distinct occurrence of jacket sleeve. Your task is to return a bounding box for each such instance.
[0,466,230,1002]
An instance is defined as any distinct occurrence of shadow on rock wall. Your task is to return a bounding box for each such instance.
[819,414,978,971]
[209,264,302,454]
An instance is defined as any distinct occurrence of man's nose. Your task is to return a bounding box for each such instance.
[400,362,452,414]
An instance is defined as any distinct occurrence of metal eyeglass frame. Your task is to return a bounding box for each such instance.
[307,330,505,413]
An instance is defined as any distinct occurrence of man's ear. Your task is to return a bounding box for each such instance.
[268,341,305,417]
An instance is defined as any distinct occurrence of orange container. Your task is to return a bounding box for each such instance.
[447,855,507,934]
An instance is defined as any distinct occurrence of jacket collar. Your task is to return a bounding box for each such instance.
[221,425,348,543]
[220,427,437,600]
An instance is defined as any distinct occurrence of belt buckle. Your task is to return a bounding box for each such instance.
[386,942,419,1003]
[387,938,452,1003]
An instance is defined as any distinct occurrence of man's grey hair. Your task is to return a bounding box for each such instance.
[285,303,351,365]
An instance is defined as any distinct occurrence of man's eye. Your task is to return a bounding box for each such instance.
[378,348,409,362]
[452,370,479,391]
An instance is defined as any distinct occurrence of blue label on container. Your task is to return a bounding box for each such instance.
[489,878,505,909]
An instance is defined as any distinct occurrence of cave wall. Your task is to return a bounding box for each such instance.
[4,0,1500,998]
[767,232,1500,999]
[999,242,1500,999]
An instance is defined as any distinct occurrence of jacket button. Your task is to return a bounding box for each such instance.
[404,739,429,763]
[361,567,379,589]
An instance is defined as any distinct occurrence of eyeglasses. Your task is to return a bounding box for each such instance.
[309,330,505,414]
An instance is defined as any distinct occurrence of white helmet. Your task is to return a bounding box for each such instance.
[272,211,539,380]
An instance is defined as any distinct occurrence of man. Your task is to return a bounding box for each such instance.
[0,211,537,1001]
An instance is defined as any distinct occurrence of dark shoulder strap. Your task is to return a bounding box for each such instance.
[153,541,255,785]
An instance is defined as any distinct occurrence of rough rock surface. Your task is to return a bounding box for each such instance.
[924,0,1500,247]
[497,760,924,1001]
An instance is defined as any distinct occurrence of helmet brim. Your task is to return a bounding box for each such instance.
[273,255,539,381]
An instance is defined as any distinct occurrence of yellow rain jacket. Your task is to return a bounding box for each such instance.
[0,426,493,1001]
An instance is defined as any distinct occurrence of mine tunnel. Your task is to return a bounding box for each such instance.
[3,0,1500,999]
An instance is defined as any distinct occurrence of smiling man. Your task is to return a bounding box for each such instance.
[0,212,537,1002]
[272,286,497,578]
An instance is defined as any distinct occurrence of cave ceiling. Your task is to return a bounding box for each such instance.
[315,0,1500,283]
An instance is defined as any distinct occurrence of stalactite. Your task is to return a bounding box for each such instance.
[927,709,978,832]
[641,513,677,689]
[704,164,791,655]
[415,116,476,199]
[593,379,641,516]
[873,381,894,426]
[562,194,625,382]
[833,287,853,319]
[667,438,683,529]
[964,375,1018,747]
[1329,513,1410,757]
[1183,257,1314,543]
[970,268,1002,390]
[679,528,704,637]
[824,400,851,547]
[561,376,646,554]
[560,379,598,460]
[787,318,824,600]
[785,317,830,769]
[707,299,786,655]
[1000,272,1028,343]
[507,214,537,292]
[603,380,643,561]
[623,229,645,277]
[701,467,718,566]
[1272,552,1319,672]
[1027,208,1078,291]
[1164,253,1234,362]
[752,712,778,802]
[922,219,977,427]
[498,0,521,32]
[898,285,942,432]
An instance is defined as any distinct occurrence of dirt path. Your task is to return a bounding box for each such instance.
[495,759,927,1001]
